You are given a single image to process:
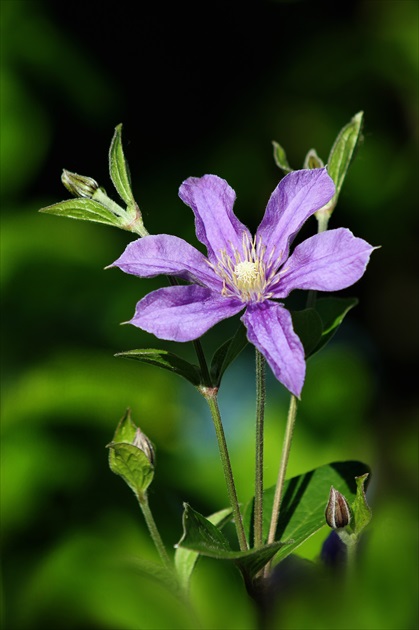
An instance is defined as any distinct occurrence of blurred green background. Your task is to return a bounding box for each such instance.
[1,1,418,628]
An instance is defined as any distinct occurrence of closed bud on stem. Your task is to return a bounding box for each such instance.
[325,486,352,529]
[61,169,100,198]
[303,148,324,170]
[132,428,155,466]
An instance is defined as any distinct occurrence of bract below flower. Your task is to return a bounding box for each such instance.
[110,169,374,397]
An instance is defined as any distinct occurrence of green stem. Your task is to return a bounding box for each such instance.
[91,188,126,217]
[254,350,266,549]
[193,339,212,387]
[316,211,330,234]
[266,394,298,547]
[203,390,248,551]
[92,188,149,237]
[345,536,358,582]
[137,492,172,570]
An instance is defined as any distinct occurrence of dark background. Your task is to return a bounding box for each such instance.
[1,1,418,628]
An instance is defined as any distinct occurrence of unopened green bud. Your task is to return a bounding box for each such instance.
[325,486,352,529]
[107,410,155,498]
[132,427,155,466]
[303,148,324,170]
[61,169,100,198]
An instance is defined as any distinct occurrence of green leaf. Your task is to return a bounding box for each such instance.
[39,198,118,226]
[312,297,358,355]
[176,503,287,580]
[291,308,323,357]
[315,297,359,335]
[243,460,370,566]
[174,508,233,591]
[210,324,248,386]
[115,349,202,387]
[327,111,364,205]
[124,556,181,595]
[272,141,293,173]
[178,503,231,553]
[109,123,136,207]
[107,442,154,498]
[350,473,372,536]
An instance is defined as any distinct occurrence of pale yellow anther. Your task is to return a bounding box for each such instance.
[234,261,260,291]
[209,234,281,303]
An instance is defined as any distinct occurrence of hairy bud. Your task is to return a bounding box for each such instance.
[325,486,351,529]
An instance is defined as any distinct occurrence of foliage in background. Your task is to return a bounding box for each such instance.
[1,1,418,628]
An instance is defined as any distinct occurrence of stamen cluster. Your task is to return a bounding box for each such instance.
[211,233,278,303]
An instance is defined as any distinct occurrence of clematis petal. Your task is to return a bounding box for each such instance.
[130,285,244,342]
[108,234,222,289]
[272,228,375,298]
[179,174,251,263]
[242,301,306,397]
[256,168,335,264]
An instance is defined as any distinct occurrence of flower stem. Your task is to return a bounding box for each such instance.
[137,492,172,570]
[193,339,212,387]
[203,390,248,551]
[254,349,266,548]
[266,394,298,547]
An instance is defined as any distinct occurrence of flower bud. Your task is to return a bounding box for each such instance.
[303,148,324,170]
[325,486,351,529]
[132,427,155,466]
[61,169,99,198]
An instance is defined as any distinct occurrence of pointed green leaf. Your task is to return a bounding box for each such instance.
[174,508,233,591]
[243,460,370,566]
[327,111,364,204]
[176,503,288,579]
[311,297,358,355]
[272,141,293,173]
[291,308,323,357]
[210,324,248,386]
[109,123,136,207]
[39,198,118,226]
[178,503,231,553]
[115,349,202,387]
[107,442,154,498]
[315,297,359,335]
[350,473,372,536]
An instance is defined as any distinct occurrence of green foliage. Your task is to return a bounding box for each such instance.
[291,297,358,358]
[291,307,323,357]
[327,111,364,208]
[243,460,369,563]
[109,124,136,207]
[350,473,373,536]
[174,508,232,591]
[210,324,248,386]
[177,504,285,581]
[39,197,119,226]
[272,140,293,173]
[2,1,417,628]
[116,348,202,387]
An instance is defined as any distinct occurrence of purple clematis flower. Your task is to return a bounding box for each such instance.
[110,168,374,397]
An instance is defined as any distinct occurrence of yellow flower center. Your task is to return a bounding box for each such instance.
[234,261,262,293]
[210,233,279,303]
